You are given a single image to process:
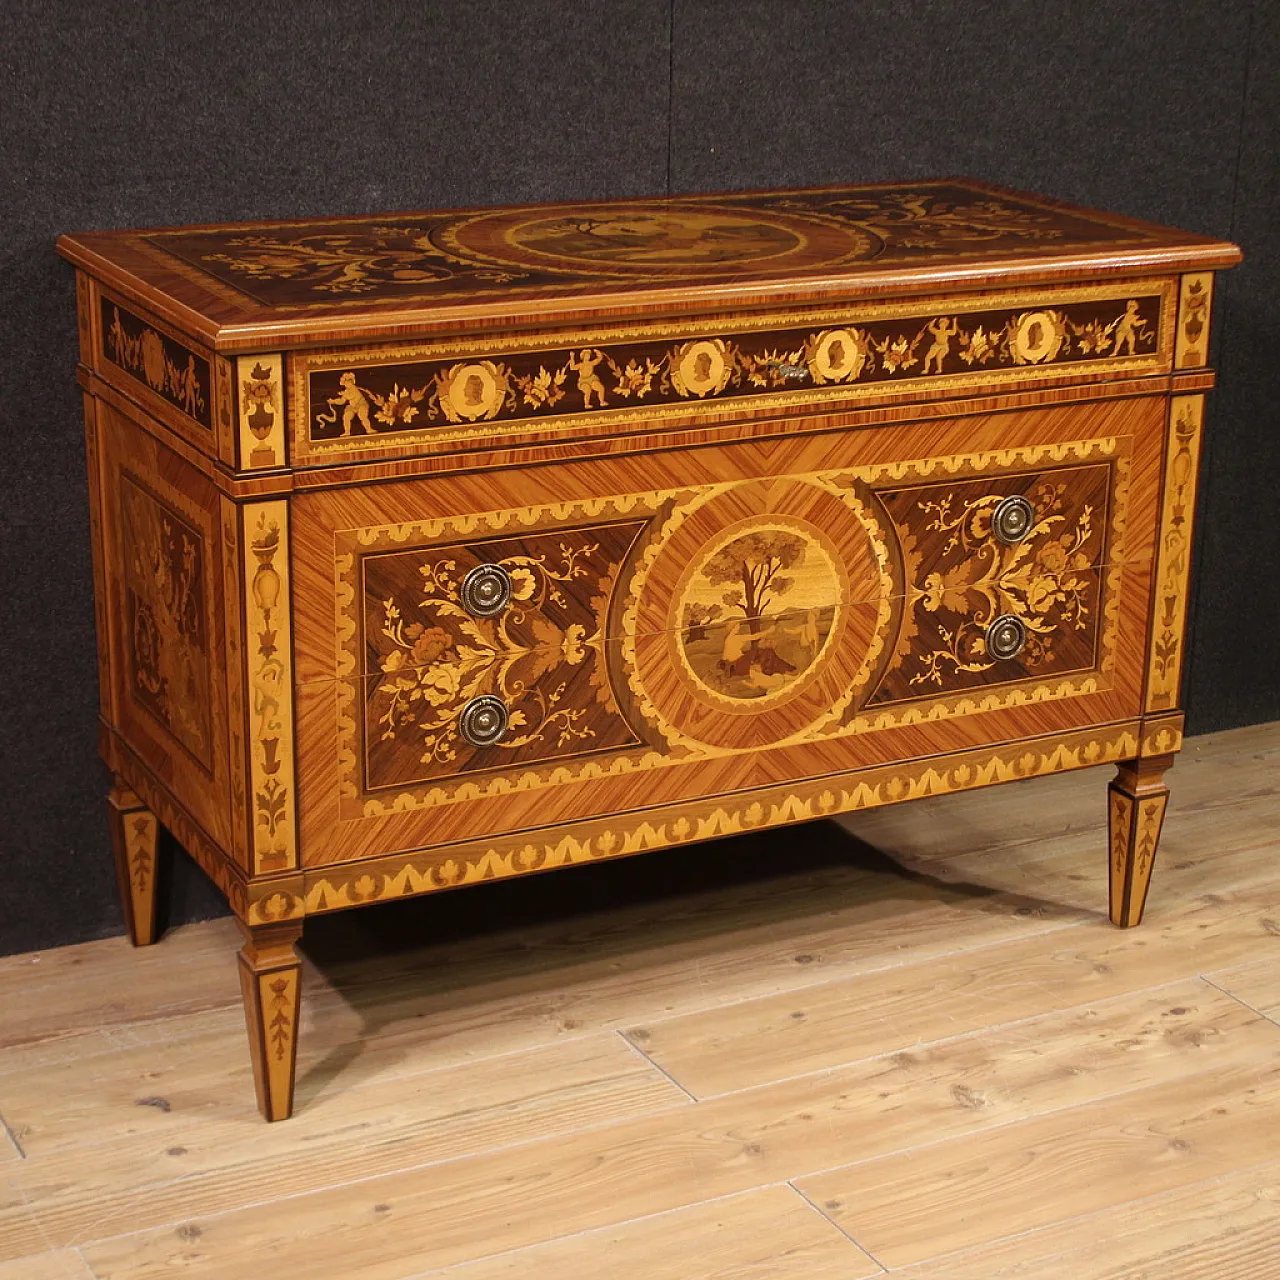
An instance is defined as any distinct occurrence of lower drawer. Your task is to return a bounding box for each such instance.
[294,394,1166,869]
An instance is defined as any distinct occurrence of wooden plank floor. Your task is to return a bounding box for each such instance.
[1,721,1277,1278]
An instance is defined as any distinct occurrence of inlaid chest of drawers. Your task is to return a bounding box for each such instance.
[58,180,1240,1120]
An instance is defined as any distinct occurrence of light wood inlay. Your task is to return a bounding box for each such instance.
[1175,271,1215,369]
[1147,393,1205,712]
[240,498,297,874]
[236,353,287,470]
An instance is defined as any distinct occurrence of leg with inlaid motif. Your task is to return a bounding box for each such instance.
[238,919,304,1122]
[108,780,161,947]
[1107,753,1175,928]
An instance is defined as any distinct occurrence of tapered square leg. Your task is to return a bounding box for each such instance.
[238,920,304,1122]
[108,781,160,947]
[1107,754,1173,928]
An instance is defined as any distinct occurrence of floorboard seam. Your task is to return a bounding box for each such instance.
[0,1172,60,1262]
[4,1024,695,1164]
[614,1029,699,1101]
[0,1110,24,1160]
[788,1179,888,1272]
[406,1188,805,1276]
[1202,974,1280,1027]
[39,1095,704,1253]
[620,912,1090,1036]
[73,1244,102,1279]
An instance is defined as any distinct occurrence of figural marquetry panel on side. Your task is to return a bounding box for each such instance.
[60,180,1239,1120]
[100,293,212,431]
[93,399,236,854]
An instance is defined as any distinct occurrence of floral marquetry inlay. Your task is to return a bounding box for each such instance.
[237,354,286,469]
[358,522,649,793]
[871,461,1115,704]
[321,435,1134,820]
[1147,396,1204,711]
[145,183,1172,312]
[1175,273,1214,369]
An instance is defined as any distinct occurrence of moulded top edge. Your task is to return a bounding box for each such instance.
[56,178,1241,354]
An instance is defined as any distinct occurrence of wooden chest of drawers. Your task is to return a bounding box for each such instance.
[58,181,1239,1120]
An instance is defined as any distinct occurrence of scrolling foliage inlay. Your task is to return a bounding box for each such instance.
[245,503,297,871]
[326,437,1130,818]
[362,522,648,791]
[1147,396,1203,711]
[870,463,1112,704]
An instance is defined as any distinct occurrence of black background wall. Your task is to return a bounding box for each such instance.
[1,1,1276,957]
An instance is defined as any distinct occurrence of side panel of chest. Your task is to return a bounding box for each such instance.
[87,398,240,858]
[292,393,1166,870]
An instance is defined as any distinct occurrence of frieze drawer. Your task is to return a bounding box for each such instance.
[60,177,1239,1120]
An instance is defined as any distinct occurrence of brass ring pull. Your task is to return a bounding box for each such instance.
[458,695,509,748]
[986,614,1028,661]
[992,495,1035,545]
[460,563,513,617]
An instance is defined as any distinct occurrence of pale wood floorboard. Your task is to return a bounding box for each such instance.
[0,1250,96,1280]
[0,721,1271,1278]
[885,1158,1280,1278]
[415,1186,880,1279]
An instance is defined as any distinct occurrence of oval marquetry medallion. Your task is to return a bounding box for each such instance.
[623,478,895,750]
[437,202,882,280]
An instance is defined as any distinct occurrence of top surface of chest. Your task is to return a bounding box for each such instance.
[56,179,1239,351]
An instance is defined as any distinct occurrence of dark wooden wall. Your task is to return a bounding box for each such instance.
[2,1,1275,955]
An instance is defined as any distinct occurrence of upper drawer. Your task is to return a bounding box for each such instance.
[287,278,1178,467]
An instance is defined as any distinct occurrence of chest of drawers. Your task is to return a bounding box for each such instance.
[58,180,1239,1120]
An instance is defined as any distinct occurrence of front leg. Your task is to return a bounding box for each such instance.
[108,781,160,946]
[238,920,304,1121]
[1107,753,1174,928]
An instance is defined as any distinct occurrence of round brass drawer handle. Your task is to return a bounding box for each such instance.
[992,495,1036,545]
[458,695,509,748]
[986,614,1028,662]
[460,563,513,617]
